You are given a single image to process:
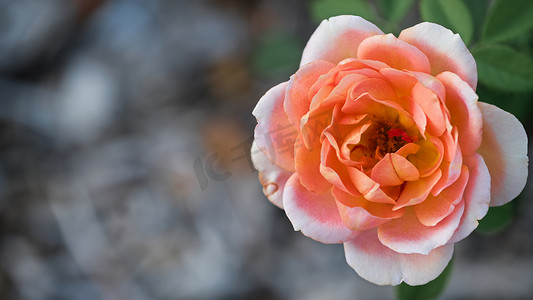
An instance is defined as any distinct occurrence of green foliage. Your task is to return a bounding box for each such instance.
[420,0,473,45]
[473,45,533,92]
[482,0,533,44]
[477,201,516,234]
[310,0,374,24]
[377,0,415,22]
[463,0,490,43]
[476,84,533,122]
[252,33,303,78]
[396,258,453,300]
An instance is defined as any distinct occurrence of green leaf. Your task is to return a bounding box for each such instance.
[464,0,490,43]
[482,0,533,44]
[475,84,533,122]
[377,0,415,22]
[420,0,473,45]
[477,201,516,234]
[309,0,374,24]
[473,45,533,92]
[251,33,303,78]
[396,258,453,300]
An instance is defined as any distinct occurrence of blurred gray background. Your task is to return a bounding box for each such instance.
[0,0,532,299]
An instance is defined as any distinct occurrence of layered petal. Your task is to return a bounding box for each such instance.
[415,165,469,226]
[357,34,431,73]
[301,15,383,65]
[252,82,296,171]
[285,60,336,126]
[344,229,454,285]
[295,135,331,193]
[283,173,358,243]
[449,154,491,243]
[436,72,482,155]
[399,22,477,89]
[477,102,528,206]
[379,201,464,255]
[251,142,292,208]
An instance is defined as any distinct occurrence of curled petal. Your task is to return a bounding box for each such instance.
[285,61,336,126]
[348,167,397,204]
[332,187,404,219]
[371,153,420,186]
[411,81,446,136]
[477,102,528,206]
[301,15,383,66]
[251,142,292,209]
[394,169,442,210]
[415,165,469,226]
[344,229,454,285]
[253,82,296,171]
[283,174,358,244]
[399,22,477,89]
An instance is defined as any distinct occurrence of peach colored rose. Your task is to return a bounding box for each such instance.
[251,16,528,285]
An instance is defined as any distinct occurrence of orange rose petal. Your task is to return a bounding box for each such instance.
[294,135,331,193]
[409,71,446,101]
[252,82,296,171]
[320,140,360,194]
[336,200,392,231]
[408,137,444,177]
[449,154,491,243]
[432,144,463,196]
[371,154,403,186]
[378,201,464,255]
[393,168,442,210]
[391,153,420,181]
[436,71,482,155]
[415,165,469,226]
[347,167,397,204]
[357,34,431,73]
[411,82,446,137]
[380,68,417,97]
[285,60,335,126]
[395,143,421,157]
[331,187,404,219]
[283,173,358,244]
[439,126,458,162]
[336,58,390,72]
[349,77,398,102]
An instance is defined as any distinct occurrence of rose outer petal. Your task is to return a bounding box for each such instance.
[399,22,477,89]
[252,82,296,171]
[344,229,454,286]
[477,102,528,207]
[283,173,358,244]
[251,141,292,209]
[300,15,383,66]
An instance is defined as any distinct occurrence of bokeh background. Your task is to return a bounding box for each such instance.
[1,0,533,299]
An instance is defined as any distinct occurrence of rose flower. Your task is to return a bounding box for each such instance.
[251,16,528,285]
